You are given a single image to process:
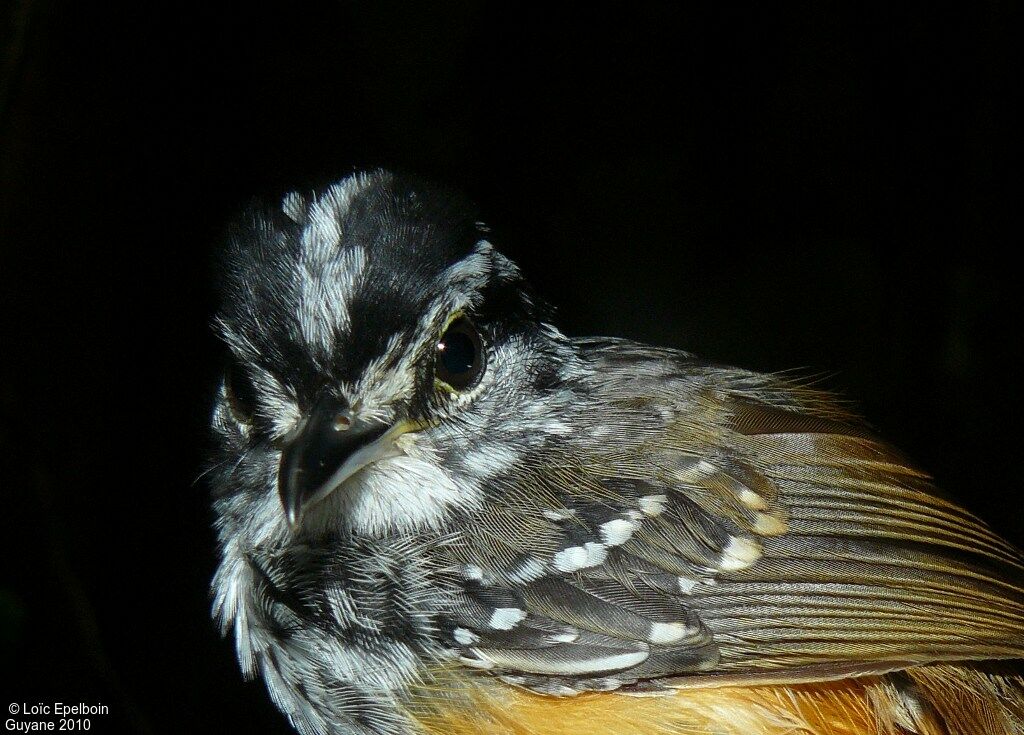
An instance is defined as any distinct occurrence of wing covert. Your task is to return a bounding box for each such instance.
[443,342,1024,693]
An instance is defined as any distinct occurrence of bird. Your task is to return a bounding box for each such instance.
[209,169,1024,735]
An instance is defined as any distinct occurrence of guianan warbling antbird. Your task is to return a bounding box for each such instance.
[208,170,1024,735]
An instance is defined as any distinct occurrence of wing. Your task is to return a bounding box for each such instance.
[442,338,1024,694]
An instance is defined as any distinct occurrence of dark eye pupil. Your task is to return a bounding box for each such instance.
[440,332,475,376]
[435,318,484,390]
[225,361,258,421]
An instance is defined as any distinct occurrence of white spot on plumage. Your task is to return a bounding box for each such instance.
[459,655,494,670]
[739,488,768,510]
[648,622,691,644]
[462,564,484,581]
[543,508,576,522]
[599,518,638,546]
[549,632,579,643]
[488,607,527,630]
[469,647,649,676]
[507,556,546,583]
[677,576,698,594]
[553,546,589,572]
[753,512,788,535]
[638,494,668,516]
[718,536,762,571]
[453,627,480,645]
[584,541,608,566]
[554,542,608,572]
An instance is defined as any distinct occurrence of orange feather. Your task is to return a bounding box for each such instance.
[409,665,1024,735]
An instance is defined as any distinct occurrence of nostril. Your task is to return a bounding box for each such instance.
[333,414,352,431]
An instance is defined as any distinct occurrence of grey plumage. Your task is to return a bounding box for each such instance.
[209,170,1024,735]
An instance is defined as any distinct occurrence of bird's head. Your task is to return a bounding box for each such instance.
[211,171,573,542]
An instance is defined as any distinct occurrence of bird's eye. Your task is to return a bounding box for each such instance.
[435,317,485,391]
[224,361,258,422]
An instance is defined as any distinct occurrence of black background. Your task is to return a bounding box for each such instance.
[2,2,1021,733]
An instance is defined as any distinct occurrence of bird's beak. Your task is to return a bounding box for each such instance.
[278,393,401,529]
